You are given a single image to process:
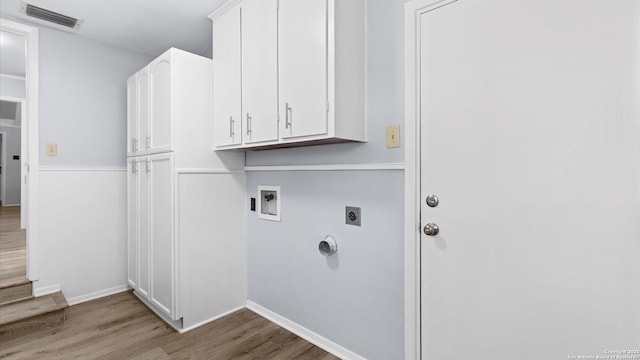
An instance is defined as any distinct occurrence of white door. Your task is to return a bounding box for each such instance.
[149,54,172,153]
[149,152,176,319]
[138,156,150,299]
[126,75,139,156]
[279,0,327,139]
[242,0,279,144]
[126,157,139,289]
[138,68,150,154]
[418,1,640,359]
[212,6,242,147]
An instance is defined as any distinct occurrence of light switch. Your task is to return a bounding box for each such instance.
[386,126,400,148]
[46,143,58,156]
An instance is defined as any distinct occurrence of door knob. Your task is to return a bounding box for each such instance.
[423,223,439,236]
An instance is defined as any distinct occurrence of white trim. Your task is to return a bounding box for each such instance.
[245,162,405,172]
[404,2,421,359]
[39,166,127,172]
[179,305,246,334]
[1,18,40,283]
[175,168,245,174]
[0,73,26,81]
[208,0,242,21]
[1,203,20,207]
[246,301,367,360]
[33,283,61,297]
[66,285,130,306]
[404,2,460,359]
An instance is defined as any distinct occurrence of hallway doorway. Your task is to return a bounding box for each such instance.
[0,19,40,282]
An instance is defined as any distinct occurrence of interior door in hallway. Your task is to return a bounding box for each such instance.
[418,0,640,359]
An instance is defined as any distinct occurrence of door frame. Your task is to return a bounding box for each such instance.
[0,18,40,282]
[404,1,459,359]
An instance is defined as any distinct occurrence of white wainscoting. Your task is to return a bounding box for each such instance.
[36,168,128,302]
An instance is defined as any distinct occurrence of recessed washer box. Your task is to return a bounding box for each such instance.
[258,186,281,221]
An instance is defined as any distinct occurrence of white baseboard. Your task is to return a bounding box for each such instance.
[179,305,246,334]
[1,203,20,207]
[67,285,130,306]
[33,283,61,297]
[246,301,367,360]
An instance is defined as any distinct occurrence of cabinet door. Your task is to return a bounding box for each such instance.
[279,0,328,139]
[127,75,139,156]
[138,156,150,299]
[138,68,151,153]
[149,54,173,153]
[127,157,139,289]
[149,153,176,319]
[242,0,279,144]
[212,6,242,147]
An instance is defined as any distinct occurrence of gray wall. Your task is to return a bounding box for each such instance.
[39,27,153,167]
[0,77,25,98]
[245,0,406,359]
[0,126,21,205]
[0,100,19,121]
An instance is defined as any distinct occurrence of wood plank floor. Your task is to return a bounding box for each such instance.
[0,205,27,285]
[0,291,341,360]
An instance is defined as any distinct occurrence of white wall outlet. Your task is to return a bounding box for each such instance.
[258,185,281,221]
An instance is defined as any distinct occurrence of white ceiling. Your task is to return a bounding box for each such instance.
[0,0,229,58]
[0,30,26,77]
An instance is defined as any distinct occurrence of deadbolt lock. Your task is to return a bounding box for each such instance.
[426,194,439,207]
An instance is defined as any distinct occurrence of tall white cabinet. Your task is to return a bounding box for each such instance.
[210,0,366,150]
[127,48,246,331]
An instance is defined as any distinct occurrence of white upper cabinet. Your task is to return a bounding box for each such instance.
[128,48,228,161]
[279,0,328,139]
[149,53,173,154]
[210,0,366,150]
[212,5,242,147]
[126,76,139,156]
[242,0,279,144]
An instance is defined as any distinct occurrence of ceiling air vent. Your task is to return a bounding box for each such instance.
[21,2,81,29]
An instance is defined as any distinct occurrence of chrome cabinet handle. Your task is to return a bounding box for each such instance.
[146,136,151,150]
[229,116,235,138]
[423,223,439,236]
[132,161,138,174]
[285,103,292,129]
[246,113,252,135]
[146,160,151,174]
[132,138,138,152]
